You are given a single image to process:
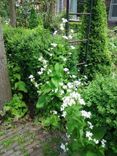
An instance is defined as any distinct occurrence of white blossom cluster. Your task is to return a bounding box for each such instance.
[37,56,48,76]
[60,79,86,119]
[60,18,68,31]
[85,130,106,147]
[29,75,39,88]
[60,143,68,153]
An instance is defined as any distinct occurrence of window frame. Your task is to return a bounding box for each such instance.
[109,0,117,21]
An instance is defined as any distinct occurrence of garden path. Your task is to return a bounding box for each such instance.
[0,121,64,156]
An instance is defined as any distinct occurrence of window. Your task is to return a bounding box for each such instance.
[69,0,77,13]
[56,0,64,13]
[56,0,78,15]
[109,0,117,21]
[69,0,78,19]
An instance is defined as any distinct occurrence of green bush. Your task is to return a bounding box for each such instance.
[82,74,117,155]
[4,24,78,110]
[3,94,28,121]
[4,26,52,104]
[79,0,111,80]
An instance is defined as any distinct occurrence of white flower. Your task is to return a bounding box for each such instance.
[51,43,57,47]
[52,110,58,115]
[38,56,43,61]
[70,92,80,100]
[55,88,58,93]
[72,75,77,78]
[79,98,85,105]
[60,143,67,152]
[68,35,73,39]
[101,139,106,148]
[62,18,68,23]
[49,53,53,57]
[60,90,64,95]
[34,82,39,88]
[29,75,34,79]
[44,65,47,69]
[53,30,57,35]
[59,82,64,86]
[62,36,68,40]
[62,111,67,118]
[87,122,93,129]
[93,139,99,144]
[62,85,67,90]
[37,71,43,75]
[60,23,64,31]
[67,82,73,89]
[74,80,81,86]
[70,29,74,33]
[64,68,69,72]
[86,131,93,140]
[70,45,75,49]
[81,110,91,119]
[63,58,67,62]
[84,75,88,79]
[43,60,48,65]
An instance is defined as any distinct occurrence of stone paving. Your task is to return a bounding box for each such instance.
[0,122,63,156]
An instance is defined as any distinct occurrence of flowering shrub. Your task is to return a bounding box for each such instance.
[4,22,78,105]
[28,19,106,155]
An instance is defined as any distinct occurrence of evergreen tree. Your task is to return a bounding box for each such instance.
[79,0,111,80]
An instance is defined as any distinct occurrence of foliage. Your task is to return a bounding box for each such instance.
[28,21,78,114]
[82,74,117,155]
[4,25,51,103]
[79,0,111,80]
[4,21,78,106]
[0,0,9,22]
[108,27,117,73]
[3,94,28,121]
[28,21,107,155]
[16,0,63,30]
[16,1,39,28]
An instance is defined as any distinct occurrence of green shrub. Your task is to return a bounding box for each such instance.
[79,0,111,80]
[4,24,78,109]
[3,94,28,121]
[4,26,52,104]
[82,74,117,155]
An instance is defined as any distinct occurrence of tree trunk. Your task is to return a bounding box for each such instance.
[9,0,16,27]
[0,23,12,110]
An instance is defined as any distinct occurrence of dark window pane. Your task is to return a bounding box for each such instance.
[112,5,117,17]
[113,0,117,3]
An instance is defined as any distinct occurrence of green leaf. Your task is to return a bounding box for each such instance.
[54,63,63,74]
[15,81,27,93]
[92,126,107,140]
[86,151,97,156]
[51,78,59,88]
[36,96,45,109]
[14,73,21,80]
